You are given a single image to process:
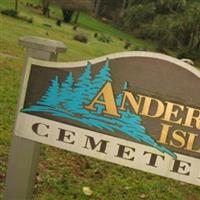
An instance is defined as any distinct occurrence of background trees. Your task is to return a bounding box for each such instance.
[123,0,200,59]
[42,0,50,17]
[38,0,199,59]
[47,0,93,23]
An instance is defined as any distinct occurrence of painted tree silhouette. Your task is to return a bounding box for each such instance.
[69,62,92,113]
[59,72,74,110]
[116,81,144,136]
[90,59,112,114]
[116,81,128,107]
[37,76,60,107]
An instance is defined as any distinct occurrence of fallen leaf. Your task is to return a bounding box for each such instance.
[140,194,146,199]
[83,186,93,196]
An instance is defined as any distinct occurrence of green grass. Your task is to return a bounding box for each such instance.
[75,13,157,49]
[0,1,200,199]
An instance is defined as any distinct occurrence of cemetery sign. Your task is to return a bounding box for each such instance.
[15,52,200,186]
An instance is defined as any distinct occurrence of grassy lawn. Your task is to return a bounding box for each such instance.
[0,1,200,199]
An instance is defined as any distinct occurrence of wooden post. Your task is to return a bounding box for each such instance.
[4,36,66,200]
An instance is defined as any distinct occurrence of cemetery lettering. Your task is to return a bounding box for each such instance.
[31,121,197,177]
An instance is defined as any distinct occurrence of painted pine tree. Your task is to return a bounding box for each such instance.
[37,76,60,107]
[116,81,141,123]
[90,59,112,114]
[115,82,176,158]
[59,72,74,110]
[116,81,128,107]
[68,62,92,113]
[116,81,144,140]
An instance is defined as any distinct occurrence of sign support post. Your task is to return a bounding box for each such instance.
[4,36,66,200]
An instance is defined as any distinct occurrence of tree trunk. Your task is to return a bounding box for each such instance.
[94,0,101,17]
[62,8,74,23]
[42,0,50,17]
[120,0,128,17]
[74,11,80,24]
[15,0,18,12]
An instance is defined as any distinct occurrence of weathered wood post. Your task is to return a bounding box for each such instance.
[4,36,66,200]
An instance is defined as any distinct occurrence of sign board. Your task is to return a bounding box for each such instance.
[15,52,200,186]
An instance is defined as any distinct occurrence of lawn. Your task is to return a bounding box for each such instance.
[0,1,200,199]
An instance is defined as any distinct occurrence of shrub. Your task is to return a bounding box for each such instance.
[131,45,140,51]
[73,34,88,43]
[177,49,200,60]
[124,41,131,49]
[73,26,78,31]
[97,33,112,43]
[1,9,33,23]
[94,33,98,38]
[56,20,62,26]
[27,17,33,23]
[1,9,18,17]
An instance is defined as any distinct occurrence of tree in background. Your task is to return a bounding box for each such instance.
[124,2,156,29]
[48,0,92,23]
[155,0,187,14]
[61,8,74,23]
[15,0,18,12]
[42,0,50,17]
[93,0,101,17]
[93,0,127,20]
[123,0,200,59]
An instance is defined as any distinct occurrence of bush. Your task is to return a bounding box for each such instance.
[1,9,18,17]
[97,33,112,43]
[1,9,33,23]
[27,17,33,23]
[56,20,62,26]
[177,49,200,60]
[124,40,131,49]
[123,3,156,29]
[73,34,88,43]
[131,45,140,51]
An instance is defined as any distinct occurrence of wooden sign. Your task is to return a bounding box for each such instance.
[15,52,200,186]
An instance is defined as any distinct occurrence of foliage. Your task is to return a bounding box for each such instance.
[1,8,33,23]
[42,0,50,17]
[62,8,74,23]
[1,9,18,17]
[123,0,200,59]
[56,19,62,26]
[49,0,92,11]
[124,3,156,29]
[97,33,112,43]
[155,0,187,14]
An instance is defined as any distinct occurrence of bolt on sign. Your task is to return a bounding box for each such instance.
[15,52,200,186]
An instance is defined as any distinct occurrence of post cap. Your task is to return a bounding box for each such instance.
[19,36,67,53]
